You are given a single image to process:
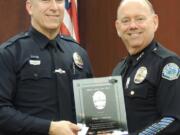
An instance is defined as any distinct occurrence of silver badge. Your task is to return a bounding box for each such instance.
[134,66,148,84]
[162,63,179,81]
[73,52,84,69]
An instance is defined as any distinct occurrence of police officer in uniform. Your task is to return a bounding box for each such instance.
[0,0,92,135]
[113,0,180,134]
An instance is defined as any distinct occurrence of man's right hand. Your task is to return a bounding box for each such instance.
[49,121,81,135]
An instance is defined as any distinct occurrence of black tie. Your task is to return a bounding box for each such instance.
[122,57,133,88]
[48,40,57,51]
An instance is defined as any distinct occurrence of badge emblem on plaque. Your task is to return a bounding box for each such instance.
[93,91,106,110]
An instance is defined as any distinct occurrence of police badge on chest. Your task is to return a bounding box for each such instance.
[134,66,148,84]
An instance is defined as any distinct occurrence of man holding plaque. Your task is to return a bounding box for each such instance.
[113,0,180,134]
[0,0,93,135]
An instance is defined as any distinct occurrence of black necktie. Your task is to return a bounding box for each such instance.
[48,40,57,51]
[122,57,133,76]
[122,57,133,88]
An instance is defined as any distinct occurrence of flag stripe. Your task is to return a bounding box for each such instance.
[70,0,79,42]
[60,0,80,42]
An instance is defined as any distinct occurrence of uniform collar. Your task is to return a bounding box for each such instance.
[28,26,64,52]
[126,40,157,66]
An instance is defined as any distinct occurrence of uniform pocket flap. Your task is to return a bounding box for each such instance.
[20,68,52,80]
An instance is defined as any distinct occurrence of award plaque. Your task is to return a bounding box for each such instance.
[73,76,128,134]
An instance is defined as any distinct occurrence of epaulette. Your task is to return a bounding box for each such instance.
[112,58,126,76]
[60,35,79,45]
[153,42,177,58]
[118,59,126,67]
[121,56,127,61]
[117,57,127,69]
[1,32,29,48]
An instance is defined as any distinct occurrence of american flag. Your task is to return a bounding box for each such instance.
[60,0,80,42]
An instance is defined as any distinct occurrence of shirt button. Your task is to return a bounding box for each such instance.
[34,73,38,78]
[130,90,135,96]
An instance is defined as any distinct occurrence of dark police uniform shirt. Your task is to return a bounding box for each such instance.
[112,41,180,134]
[0,27,93,135]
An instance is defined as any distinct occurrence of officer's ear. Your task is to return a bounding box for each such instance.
[115,19,122,37]
[26,0,33,15]
[152,14,159,32]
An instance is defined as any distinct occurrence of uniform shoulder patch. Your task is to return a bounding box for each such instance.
[162,63,180,81]
[112,59,126,76]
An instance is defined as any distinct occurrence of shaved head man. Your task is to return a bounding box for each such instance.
[113,0,180,134]
[0,0,93,135]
